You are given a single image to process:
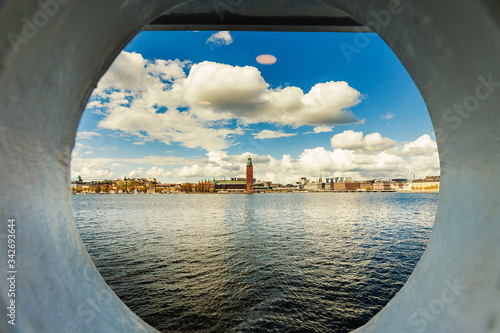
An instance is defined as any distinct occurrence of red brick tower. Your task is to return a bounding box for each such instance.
[246,155,254,193]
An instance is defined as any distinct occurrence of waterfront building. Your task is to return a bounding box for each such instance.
[317,173,324,191]
[196,156,257,193]
[334,182,361,191]
[326,177,353,184]
[272,184,298,192]
[303,182,319,191]
[324,183,335,191]
[214,180,247,193]
[299,177,309,185]
[253,181,271,192]
[301,175,325,192]
[411,176,440,192]
[390,178,408,183]
[373,182,393,191]
[358,181,374,190]
[390,182,406,191]
[324,178,333,191]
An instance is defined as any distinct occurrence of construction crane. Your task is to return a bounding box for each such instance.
[368,171,383,181]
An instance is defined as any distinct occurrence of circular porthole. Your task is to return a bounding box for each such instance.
[0,1,499,332]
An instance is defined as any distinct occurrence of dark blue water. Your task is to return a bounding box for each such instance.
[72,192,437,332]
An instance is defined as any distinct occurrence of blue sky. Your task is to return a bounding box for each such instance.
[72,31,439,183]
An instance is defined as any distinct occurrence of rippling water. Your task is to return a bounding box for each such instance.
[73,192,437,332]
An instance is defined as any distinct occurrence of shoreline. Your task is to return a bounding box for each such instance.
[73,190,439,195]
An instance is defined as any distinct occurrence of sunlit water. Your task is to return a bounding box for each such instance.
[73,192,437,332]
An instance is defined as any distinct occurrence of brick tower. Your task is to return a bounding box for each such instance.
[246,155,254,193]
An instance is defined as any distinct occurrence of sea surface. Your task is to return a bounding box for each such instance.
[72,192,438,332]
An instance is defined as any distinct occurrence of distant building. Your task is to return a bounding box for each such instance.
[303,182,319,191]
[358,181,374,190]
[325,177,352,183]
[411,176,440,192]
[324,182,335,191]
[231,177,246,181]
[317,173,324,191]
[253,181,271,192]
[334,182,360,191]
[390,182,406,191]
[373,182,392,191]
[301,174,325,191]
[195,156,257,193]
[295,177,309,189]
[215,180,247,193]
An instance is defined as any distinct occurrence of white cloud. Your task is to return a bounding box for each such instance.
[91,53,245,152]
[399,134,438,156]
[253,130,297,139]
[125,155,194,166]
[133,141,146,145]
[88,52,364,153]
[159,133,438,182]
[330,130,397,153]
[206,31,233,46]
[183,62,363,127]
[381,111,395,120]
[70,155,194,181]
[70,159,115,180]
[87,100,105,108]
[314,126,334,133]
[71,131,440,183]
[308,126,334,134]
[145,166,166,178]
[76,131,101,141]
[75,143,92,149]
[94,52,190,95]
[128,167,144,178]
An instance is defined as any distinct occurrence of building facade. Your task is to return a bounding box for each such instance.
[333,182,361,191]
[373,182,392,191]
[411,176,440,192]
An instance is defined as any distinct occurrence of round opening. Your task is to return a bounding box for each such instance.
[71,29,439,332]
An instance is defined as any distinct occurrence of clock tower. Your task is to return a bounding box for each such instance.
[246,155,254,193]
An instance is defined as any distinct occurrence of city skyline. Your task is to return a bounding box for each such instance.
[71,31,440,183]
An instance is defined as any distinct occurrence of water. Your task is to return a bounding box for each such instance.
[72,192,437,332]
